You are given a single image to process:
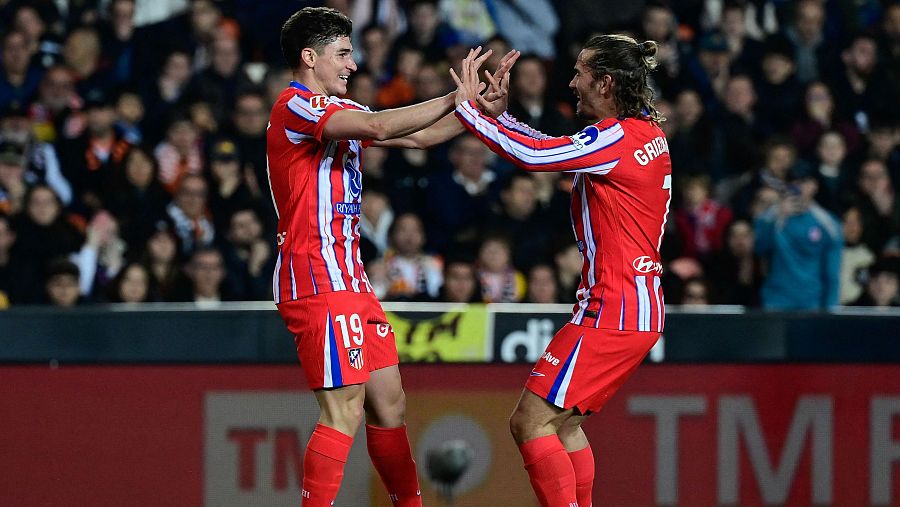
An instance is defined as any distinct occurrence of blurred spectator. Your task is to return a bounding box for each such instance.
[668,89,719,177]
[728,136,802,217]
[71,210,126,300]
[347,70,378,107]
[99,0,139,86]
[155,115,202,193]
[0,142,29,215]
[716,74,766,179]
[827,31,899,129]
[784,0,829,84]
[790,81,862,160]
[640,2,683,99]
[850,259,899,307]
[179,247,229,305]
[106,146,168,249]
[207,139,255,234]
[489,0,558,59]
[866,119,900,182]
[439,0,496,46]
[683,30,733,108]
[507,55,574,137]
[0,31,44,111]
[13,3,62,69]
[851,159,899,253]
[113,88,145,145]
[393,0,458,63]
[812,130,853,212]
[477,236,525,303]
[756,35,802,134]
[701,0,779,41]
[1,104,71,205]
[425,135,498,253]
[553,241,582,303]
[709,219,763,306]
[360,186,394,257]
[755,168,843,310]
[359,24,390,84]
[141,224,182,301]
[166,174,214,256]
[229,90,269,207]
[485,172,552,270]
[142,50,193,141]
[721,2,766,77]
[107,262,153,303]
[438,258,481,303]
[0,213,22,305]
[62,26,107,98]
[377,46,422,108]
[28,64,79,143]
[881,3,900,69]
[383,213,443,301]
[351,0,407,42]
[840,206,876,304]
[44,258,81,307]
[526,264,559,304]
[220,207,273,301]
[680,276,711,307]
[673,174,733,262]
[11,184,82,303]
[59,90,130,211]
[191,35,254,122]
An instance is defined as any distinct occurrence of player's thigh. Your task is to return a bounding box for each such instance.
[509,389,574,443]
[363,365,407,427]
[277,292,371,390]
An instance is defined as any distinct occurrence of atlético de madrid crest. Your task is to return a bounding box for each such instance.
[348,347,364,370]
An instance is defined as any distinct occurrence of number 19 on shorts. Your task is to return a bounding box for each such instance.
[334,313,364,348]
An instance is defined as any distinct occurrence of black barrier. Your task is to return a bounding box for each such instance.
[0,303,898,363]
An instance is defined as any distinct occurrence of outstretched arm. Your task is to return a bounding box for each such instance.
[374,50,521,149]
[324,47,495,142]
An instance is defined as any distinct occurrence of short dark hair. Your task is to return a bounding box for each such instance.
[280,7,352,70]
[583,34,663,122]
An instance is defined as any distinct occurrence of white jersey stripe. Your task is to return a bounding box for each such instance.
[287,95,322,123]
[285,127,313,144]
[323,317,334,388]
[341,162,361,293]
[457,103,624,165]
[636,275,651,331]
[580,176,598,299]
[317,142,346,291]
[289,253,297,300]
[552,338,582,407]
[272,250,283,304]
[653,275,662,332]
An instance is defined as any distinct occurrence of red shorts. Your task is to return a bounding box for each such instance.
[525,323,660,414]
[277,290,399,390]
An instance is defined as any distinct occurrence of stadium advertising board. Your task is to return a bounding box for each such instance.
[1,365,899,506]
[387,304,490,362]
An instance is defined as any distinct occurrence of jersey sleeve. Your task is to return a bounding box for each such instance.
[283,93,374,147]
[455,101,624,174]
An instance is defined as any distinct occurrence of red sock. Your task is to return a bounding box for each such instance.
[568,446,595,507]
[518,435,579,507]
[366,424,422,507]
[302,424,353,507]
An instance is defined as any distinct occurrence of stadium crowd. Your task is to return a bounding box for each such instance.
[0,0,897,310]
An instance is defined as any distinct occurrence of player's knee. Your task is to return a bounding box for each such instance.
[509,407,532,444]
[366,387,406,427]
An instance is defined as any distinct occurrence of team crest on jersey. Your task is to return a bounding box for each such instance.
[309,95,329,110]
[568,125,599,150]
[348,347,364,370]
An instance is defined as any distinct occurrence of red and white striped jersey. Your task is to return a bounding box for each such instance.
[456,102,672,332]
[266,81,373,304]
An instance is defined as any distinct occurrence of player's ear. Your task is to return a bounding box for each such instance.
[597,74,614,97]
[301,47,317,69]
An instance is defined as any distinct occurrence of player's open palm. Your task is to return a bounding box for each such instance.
[479,50,520,118]
[450,46,491,106]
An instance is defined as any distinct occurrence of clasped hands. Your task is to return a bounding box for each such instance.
[450,46,521,118]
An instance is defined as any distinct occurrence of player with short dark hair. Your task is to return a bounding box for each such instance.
[454,33,672,507]
[268,7,518,506]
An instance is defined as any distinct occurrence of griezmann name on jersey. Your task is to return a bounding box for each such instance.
[456,102,672,332]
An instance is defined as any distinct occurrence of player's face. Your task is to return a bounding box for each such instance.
[569,50,599,118]
[315,36,357,96]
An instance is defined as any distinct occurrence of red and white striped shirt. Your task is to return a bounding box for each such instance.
[266,81,373,303]
[456,102,672,332]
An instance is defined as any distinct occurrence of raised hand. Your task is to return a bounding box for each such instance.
[450,46,492,106]
[478,49,520,118]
